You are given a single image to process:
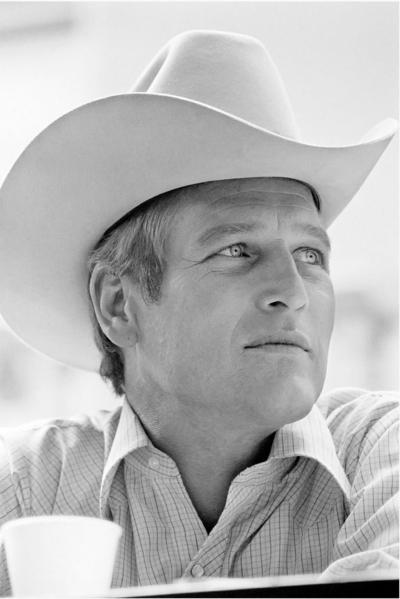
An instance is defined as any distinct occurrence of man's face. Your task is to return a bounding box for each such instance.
[129,178,335,435]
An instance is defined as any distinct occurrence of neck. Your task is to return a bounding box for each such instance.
[125,383,275,530]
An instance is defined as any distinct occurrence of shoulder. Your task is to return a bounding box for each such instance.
[0,406,121,517]
[316,388,399,482]
[0,409,118,462]
[317,387,398,433]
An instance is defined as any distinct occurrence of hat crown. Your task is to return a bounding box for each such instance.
[131,30,300,139]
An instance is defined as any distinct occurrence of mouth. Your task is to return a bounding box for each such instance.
[244,333,311,353]
[245,343,307,354]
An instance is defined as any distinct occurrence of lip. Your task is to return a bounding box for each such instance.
[244,331,312,353]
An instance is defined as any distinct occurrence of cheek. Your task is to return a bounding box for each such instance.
[310,279,335,353]
[163,277,241,369]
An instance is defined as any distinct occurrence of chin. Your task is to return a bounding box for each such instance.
[278,376,320,423]
[242,376,319,429]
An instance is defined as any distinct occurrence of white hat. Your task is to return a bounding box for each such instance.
[0,30,397,371]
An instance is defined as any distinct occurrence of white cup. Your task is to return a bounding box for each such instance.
[1,515,122,597]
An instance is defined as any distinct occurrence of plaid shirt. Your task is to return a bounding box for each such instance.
[0,388,398,594]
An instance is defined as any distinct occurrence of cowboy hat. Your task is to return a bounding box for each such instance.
[0,30,397,372]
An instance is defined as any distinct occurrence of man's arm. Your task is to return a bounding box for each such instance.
[320,392,399,580]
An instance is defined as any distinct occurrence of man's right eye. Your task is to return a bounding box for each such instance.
[216,243,249,258]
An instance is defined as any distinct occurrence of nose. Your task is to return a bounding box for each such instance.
[254,241,308,314]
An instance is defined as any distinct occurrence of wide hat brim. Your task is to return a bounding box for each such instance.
[0,92,397,371]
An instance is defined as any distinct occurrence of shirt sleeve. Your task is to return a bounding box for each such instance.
[320,392,399,580]
[0,414,107,597]
[0,432,25,597]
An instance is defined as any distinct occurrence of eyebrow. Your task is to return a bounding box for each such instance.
[292,223,331,251]
[197,222,259,247]
[196,221,331,251]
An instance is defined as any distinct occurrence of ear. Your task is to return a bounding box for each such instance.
[89,265,139,349]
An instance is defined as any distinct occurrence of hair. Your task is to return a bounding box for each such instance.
[87,184,197,396]
[87,178,320,397]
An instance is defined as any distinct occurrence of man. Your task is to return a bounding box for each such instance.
[0,30,398,592]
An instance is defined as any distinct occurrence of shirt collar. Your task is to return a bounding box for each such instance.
[270,404,351,497]
[100,397,350,515]
[100,399,150,517]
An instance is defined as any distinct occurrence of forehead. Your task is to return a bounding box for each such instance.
[173,177,320,227]
[181,177,316,206]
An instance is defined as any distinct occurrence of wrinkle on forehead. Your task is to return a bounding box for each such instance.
[207,191,316,213]
[176,177,315,210]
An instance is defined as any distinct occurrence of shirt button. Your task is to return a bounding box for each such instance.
[148,457,159,468]
[191,564,204,578]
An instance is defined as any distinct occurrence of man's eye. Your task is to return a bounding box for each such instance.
[217,243,249,258]
[296,247,324,265]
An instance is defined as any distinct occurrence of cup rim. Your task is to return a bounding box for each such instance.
[1,515,122,535]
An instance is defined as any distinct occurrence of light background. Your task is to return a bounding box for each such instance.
[0,1,398,425]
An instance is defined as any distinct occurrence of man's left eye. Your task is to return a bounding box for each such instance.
[296,248,323,265]
[217,243,249,258]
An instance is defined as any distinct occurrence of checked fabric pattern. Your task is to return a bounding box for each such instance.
[0,388,398,594]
